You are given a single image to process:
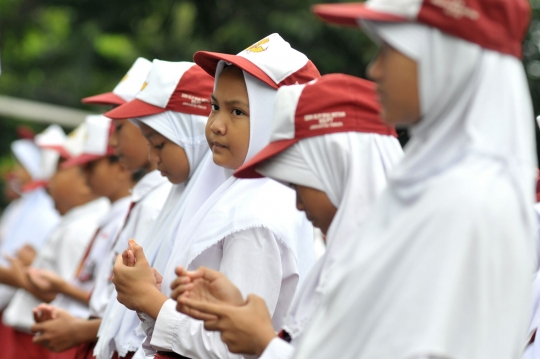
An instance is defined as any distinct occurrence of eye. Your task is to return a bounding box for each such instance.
[232,109,245,116]
[154,143,164,150]
[211,104,219,111]
[115,124,122,131]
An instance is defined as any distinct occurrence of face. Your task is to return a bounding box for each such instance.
[83,157,121,198]
[48,161,92,215]
[109,119,152,172]
[139,122,190,184]
[207,66,250,170]
[292,184,337,236]
[367,42,421,126]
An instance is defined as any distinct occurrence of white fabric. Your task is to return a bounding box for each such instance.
[113,57,153,102]
[83,115,112,156]
[294,23,537,359]
[0,198,24,247]
[136,61,195,108]
[523,203,540,359]
[256,145,325,192]
[0,188,60,310]
[259,133,402,345]
[148,69,315,358]
[2,198,109,331]
[151,227,300,359]
[270,84,305,142]
[94,170,171,358]
[238,33,309,85]
[11,139,41,179]
[52,196,131,318]
[133,111,209,178]
[260,338,294,359]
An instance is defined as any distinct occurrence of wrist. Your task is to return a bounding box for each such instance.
[254,329,277,357]
[140,287,168,320]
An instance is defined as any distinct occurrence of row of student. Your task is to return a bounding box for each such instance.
[0,0,537,358]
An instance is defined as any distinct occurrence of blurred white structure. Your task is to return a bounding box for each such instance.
[0,95,93,127]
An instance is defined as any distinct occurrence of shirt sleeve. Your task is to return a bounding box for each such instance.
[259,338,294,359]
[151,227,283,359]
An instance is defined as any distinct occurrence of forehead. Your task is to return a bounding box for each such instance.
[214,67,248,101]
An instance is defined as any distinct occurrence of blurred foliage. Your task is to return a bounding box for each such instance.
[1,0,540,207]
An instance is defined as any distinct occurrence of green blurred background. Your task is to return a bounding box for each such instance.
[1,0,540,208]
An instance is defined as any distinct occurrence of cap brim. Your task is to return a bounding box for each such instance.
[312,3,407,27]
[82,92,126,106]
[104,99,166,120]
[194,51,278,89]
[234,139,299,179]
[61,153,105,169]
[38,145,71,159]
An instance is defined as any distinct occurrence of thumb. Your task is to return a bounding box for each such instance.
[129,239,147,264]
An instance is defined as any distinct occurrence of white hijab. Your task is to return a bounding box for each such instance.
[294,22,537,359]
[257,132,402,340]
[161,63,314,297]
[95,111,208,359]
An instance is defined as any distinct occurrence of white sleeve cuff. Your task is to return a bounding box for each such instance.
[150,299,179,352]
[259,338,294,359]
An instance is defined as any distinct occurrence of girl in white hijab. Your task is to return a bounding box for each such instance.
[291,1,537,358]
[142,34,319,359]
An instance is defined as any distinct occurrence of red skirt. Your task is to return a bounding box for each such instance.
[9,329,51,359]
[0,311,15,359]
[49,346,79,359]
[73,341,96,359]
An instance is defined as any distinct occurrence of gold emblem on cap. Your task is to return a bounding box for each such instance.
[141,82,148,91]
[244,38,270,53]
[120,74,129,82]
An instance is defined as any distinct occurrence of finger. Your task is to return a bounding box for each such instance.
[174,265,186,277]
[127,250,135,267]
[33,308,41,323]
[152,268,163,282]
[30,322,45,333]
[176,302,219,321]
[122,249,129,266]
[170,283,193,299]
[170,275,192,291]
[128,239,147,265]
[189,266,223,282]
[180,297,229,317]
[204,319,221,331]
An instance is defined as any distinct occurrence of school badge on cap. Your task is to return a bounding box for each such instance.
[234,73,396,179]
[61,115,115,169]
[105,60,214,120]
[82,57,153,106]
[194,33,321,89]
[313,0,530,58]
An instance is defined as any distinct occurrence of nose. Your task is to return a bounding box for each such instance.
[109,129,119,148]
[209,113,226,136]
[148,147,160,164]
[295,192,305,212]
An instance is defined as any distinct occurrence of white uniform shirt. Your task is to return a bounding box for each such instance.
[147,227,300,359]
[94,170,171,358]
[52,196,132,319]
[2,197,109,331]
[0,188,60,311]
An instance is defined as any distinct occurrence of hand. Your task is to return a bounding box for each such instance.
[171,266,244,321]
[17,245,36,266]
[180,294,277,356]
[112,239,166,313]
[27,268,66,294]
[33,303,59,323]
[30,307,84,352]
[0,255,28,287]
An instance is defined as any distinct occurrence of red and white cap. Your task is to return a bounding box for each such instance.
[82,57,153,106]
[61,115,115,168]
[104,61,214,120]
[194,33,321,88]
[234,73,396,178]
[35,124,69,159]
[312,0,530,58]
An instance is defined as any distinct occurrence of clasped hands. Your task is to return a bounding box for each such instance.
[170,266,277,356]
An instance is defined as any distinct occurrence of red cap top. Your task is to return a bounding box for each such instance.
[194,33,320,89]
[105,62,214,120]
[313,0,530,58]
[234,73,396,179]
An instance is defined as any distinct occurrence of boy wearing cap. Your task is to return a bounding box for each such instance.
[1,124,110,359]
[25,115,135,358]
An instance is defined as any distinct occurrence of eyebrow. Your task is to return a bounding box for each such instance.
[211,94,249,108]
